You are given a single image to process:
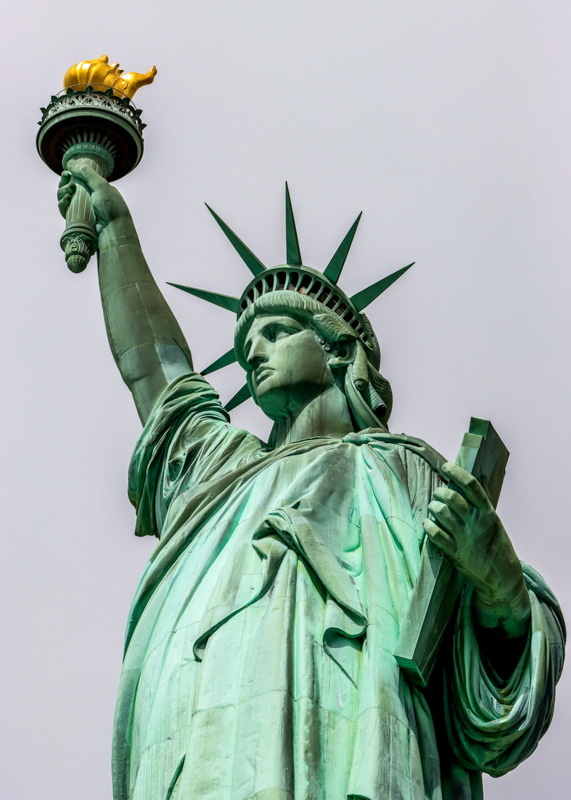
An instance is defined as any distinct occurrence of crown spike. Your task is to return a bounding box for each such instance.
[225,383,252,411]
[351,262,414,312]
[201,348,237,376]
[205,204,266,277]
[285,182,302,266]
[167,283,240,313]
[323,212,362,284]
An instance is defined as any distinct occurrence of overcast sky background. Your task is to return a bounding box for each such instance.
[1,2,570,798]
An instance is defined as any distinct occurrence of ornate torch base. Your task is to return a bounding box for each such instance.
[37,75,150,272]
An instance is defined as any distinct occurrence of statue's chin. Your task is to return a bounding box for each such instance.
[257,387,294,421]
[257,380,333,423]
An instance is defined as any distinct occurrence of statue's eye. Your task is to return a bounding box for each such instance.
[266,325,290,342]
[263,323,300,343]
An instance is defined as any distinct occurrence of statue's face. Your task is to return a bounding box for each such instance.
[243,314,335,419]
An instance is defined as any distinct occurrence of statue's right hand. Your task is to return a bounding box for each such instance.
[57,165,132,236]
[57,171,76,218]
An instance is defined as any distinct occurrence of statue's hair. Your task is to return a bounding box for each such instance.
[234,290,393,424]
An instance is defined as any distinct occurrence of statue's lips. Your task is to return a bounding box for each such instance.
[254,367,274,386]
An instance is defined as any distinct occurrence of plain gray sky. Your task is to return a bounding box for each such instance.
[1,2,570,798]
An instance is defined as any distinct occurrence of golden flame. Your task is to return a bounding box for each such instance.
[63,55,156,100]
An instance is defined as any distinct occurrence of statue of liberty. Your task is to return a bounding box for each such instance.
[57,161,565,800]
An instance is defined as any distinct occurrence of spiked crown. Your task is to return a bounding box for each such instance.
[169,184,413,412]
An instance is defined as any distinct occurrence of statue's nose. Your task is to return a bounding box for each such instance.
[246,337,269,368]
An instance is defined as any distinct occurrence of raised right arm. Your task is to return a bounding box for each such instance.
[58,166,193,424]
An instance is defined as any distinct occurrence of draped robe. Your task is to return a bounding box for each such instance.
[112,373,565,800]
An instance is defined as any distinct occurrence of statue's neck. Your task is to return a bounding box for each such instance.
[271,382,355,448]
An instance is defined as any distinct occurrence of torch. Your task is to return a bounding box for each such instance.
[36,55,156,273]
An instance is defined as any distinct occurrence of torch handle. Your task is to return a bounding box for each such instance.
[60,152,110,273]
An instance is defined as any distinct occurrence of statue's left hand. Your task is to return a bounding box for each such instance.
[424,462,531,638]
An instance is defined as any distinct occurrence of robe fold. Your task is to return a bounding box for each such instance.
[112,373,565,800]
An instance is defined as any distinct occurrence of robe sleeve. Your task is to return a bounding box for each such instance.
[443,562,566,777]
[128,373,263,539]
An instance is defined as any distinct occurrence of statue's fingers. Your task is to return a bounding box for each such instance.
[57,182,75,201]
[423,518,457,554]
[427,500,464,538]
[432,486,471,520]
[441,462,490,510]
[58,170,72,188]
[58,196,70,211]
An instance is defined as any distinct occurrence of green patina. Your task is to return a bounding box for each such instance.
[49,159,564,800]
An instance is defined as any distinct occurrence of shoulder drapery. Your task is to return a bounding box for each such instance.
[128,373,265,539]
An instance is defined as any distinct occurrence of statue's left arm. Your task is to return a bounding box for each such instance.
[425,462,531,651]
[424,462,566,774]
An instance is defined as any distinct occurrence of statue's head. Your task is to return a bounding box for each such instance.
[169,186,413,431]
[233,274,393,430]
[238,302,359,422]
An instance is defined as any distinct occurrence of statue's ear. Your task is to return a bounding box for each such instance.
[327,338,356,369]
